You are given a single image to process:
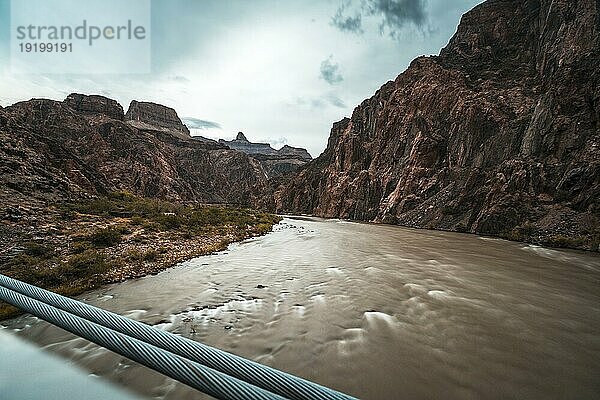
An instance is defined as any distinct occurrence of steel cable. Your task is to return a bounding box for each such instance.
[0,274,357,400]
[0,285,287,400]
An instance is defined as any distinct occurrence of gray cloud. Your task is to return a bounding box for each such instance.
[294,93,346,109]
[331,7,363,34]
[269,137,289,148]
[325,94,346,108]
[319,56,343,85]
[181,117,222,130]
[367,0,427,37]
[332,0,428,39]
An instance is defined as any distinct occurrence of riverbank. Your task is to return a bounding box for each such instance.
[0,192,281,320]
[279,214,600,253]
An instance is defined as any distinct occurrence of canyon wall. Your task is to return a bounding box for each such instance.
[274,0,600,250]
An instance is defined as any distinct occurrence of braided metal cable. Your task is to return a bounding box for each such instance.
[0,286,287,400]
[0,274,357,400]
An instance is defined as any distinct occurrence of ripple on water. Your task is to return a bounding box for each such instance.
[310,294,326,304]
[292,305,306,317]
[326,267,345,275]
[404,283,428,297]
[364,266,383,274]
[363,311,398,329]
[523,244,600,271]
[337,327,366,356]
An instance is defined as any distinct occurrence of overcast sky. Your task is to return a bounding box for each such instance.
[0,0,483,157]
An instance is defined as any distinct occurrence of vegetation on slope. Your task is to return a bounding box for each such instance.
[0,192,281,320]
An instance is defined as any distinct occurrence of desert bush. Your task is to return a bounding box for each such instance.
[88,227,123,247]
[143,249,159,261]
[23,242,54,258]
[64,249,109,277]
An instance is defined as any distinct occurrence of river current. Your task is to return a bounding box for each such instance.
[3,217,600,399]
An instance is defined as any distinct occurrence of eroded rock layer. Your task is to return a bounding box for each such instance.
[64,93,124,120]
[125,100,191,138]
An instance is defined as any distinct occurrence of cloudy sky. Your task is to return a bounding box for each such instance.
[0,0,483,157]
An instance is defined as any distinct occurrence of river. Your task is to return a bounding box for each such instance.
[2,217,600,399]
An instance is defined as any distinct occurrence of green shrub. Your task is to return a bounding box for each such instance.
[64,249,109,277]
[23,242,53,258]
[72,241,92,254]
[591,235,599,252]
[125,249,143,261]
[143,249,159,261]
[88,227,123,247]
[131,216,145,225]
[64,194,282,238]
[156,214,182,230]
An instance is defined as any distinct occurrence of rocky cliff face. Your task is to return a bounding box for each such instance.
[125,100,191,139]
[0,94,267,210]
[275,0,600,250]
[64,93,124,120]
[220,132,312,178]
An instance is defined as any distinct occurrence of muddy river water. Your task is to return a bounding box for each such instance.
[3,217,600,399]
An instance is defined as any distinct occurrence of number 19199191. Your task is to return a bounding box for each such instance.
[19,42,72,52]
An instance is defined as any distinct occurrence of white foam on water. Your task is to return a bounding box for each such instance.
[364,311,398,328]
[292,305,306,317]
[427,290,450,299]
[310,294,326,304]
[188,298,263,323]
[337,327,366,355]
[478,236,507,242]
[523,244,600,271]
[364,266,383,274]
[124,309,147,320]
[153,317,175,331]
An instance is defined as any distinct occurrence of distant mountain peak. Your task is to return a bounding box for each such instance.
[219,133,312,178]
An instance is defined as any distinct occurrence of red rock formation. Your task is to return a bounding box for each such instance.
[274,0,600,250]
[125,100,191,137]
[64,93,124,120]
[0,95,267,208]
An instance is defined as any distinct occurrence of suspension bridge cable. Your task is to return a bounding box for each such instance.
[0,285,288,400]
[0,274,357,400]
